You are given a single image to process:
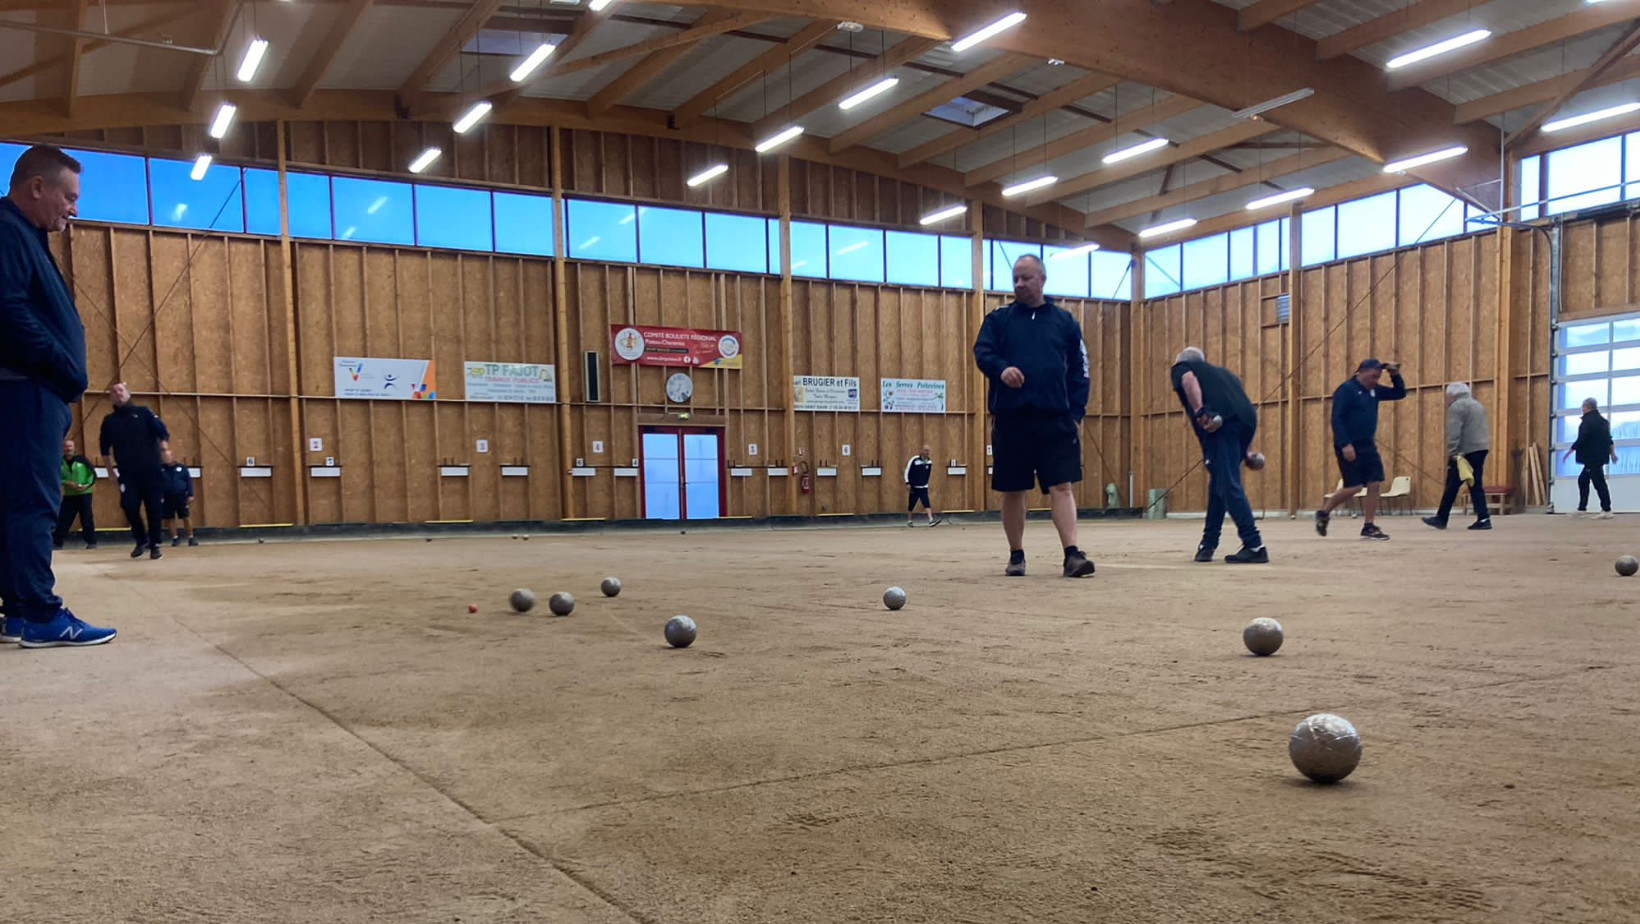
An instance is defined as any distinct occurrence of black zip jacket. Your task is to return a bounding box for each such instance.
[972,297,1089,420]
[99,402,170,476]
[0,198,87,402]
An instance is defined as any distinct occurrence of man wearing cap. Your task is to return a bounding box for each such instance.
[1316,358,1407,540]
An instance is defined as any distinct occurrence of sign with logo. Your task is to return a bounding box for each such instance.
[793,375,860,412]
[881,377,947,414]
[463,361,557,404]
[610,325,743,369]
[334,357,436,400]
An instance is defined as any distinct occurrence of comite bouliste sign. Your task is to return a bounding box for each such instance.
[610,325,743,369]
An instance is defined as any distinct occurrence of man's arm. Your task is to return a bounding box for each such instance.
[1380,371,1408,401]
[1064,321,1090,422]
[1446,402,1465,457]
[1330,388,1352,448]
[903,456,914,485]
[972,309,1009,380]
[98,414,113,459]
[147,409,170,443]
[0,234,77,394]
[1179,370,1204,414]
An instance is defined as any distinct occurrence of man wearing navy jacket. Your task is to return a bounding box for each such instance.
[1316,358,1408,541]
[973,254,1095,578]
[0,145,117,648]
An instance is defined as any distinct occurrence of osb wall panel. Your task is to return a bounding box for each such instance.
[53,225,297,530]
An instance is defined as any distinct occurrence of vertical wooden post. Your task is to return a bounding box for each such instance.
[1493,156,1519,498]
[1128,245,1146,509]
[969,201,986,512]
[1285,203,1304,516]
[777,154,797,515]
[550,126,574,520]
[275,121,308,526]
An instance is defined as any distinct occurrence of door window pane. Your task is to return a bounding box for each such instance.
[1398,185,1464,246]
[567,198,637,262]
[1091,252,1131,301]
[637,206,705,268]
[1547,137,1622,215]
[1559,380,1607,410]
[1613,374,1640,406]
[1229,227,1255,281]
[67,149,149,225]
[790,221,827,278]
[939,235,973,290]
[1042,244,1091,298]
[1613,346,1640,372]
[1301,205,1336,266]
[332,177,413,245]
[414,184,492,251]
[705,212,767,273]
[1562,322,1610,348]
[642,433,680,520]
[1613,318,1640,344]
[1561,351,1610,377]
[494,191,555,256]
[885,231,939,287]
[1612,410,1640,440]
[1182,233,1229,290]
[149,158,244,232]
[828,225,884,283]
[683,433,720,520]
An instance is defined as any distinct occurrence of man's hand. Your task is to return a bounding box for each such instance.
[186,495,194,504]
[1383,361,1401,374]
[1341,444,1357,462]
[1000,366,1025,388]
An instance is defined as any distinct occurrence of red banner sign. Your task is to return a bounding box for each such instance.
[610,325,743,369]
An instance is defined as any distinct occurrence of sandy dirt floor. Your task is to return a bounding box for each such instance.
[4,513,1639,924]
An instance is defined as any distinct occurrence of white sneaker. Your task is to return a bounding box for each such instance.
[1599,511,1615,520]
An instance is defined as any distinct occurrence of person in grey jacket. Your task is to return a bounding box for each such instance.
[1424,382,1491,531]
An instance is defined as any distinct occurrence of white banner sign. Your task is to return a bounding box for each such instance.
[793,375,860,412]
[333,357,436,400]
[881,377,947,414]
[464,361,557,404]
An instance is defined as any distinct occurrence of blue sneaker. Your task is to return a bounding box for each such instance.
[17,609,117,649]
[0,616,21,644]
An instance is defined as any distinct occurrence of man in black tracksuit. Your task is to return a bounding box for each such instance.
[1564,397,1617,517]
[973,254,1095,578]
[903,445,941,527]
[100,381,170,559]
[1316,358,1407,540]
[1170,347,1267,564]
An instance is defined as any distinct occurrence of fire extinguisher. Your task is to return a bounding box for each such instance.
[795,460,812,494]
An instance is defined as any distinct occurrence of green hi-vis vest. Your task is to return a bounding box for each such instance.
[61,457,95,496]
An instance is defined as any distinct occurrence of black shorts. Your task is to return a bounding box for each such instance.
[162,495,191,519]
[908,486,931,511]
[1336,443,1385,487]
[992,412,1083,494]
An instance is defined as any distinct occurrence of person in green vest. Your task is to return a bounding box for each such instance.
[53,438,97,549]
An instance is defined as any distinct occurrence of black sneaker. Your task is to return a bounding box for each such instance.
[929,517,943,527]
[131,544,145,559]
[1005,557,1026,577]
[1360,524,1389,541]
[1062,551,1096,578]
[150,545,163,560]
[1315,509,1330,537]
[1422,516,1447,530]
[172,535,182,548]
[1469,519,1492,531]
[906,521,915,528]
[85,542,97,550]
[187,537,199,547]
[1224,546,1269,564]
[1194,545,1216,563]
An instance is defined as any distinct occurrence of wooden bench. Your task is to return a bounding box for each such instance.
[1462,485,1513,516]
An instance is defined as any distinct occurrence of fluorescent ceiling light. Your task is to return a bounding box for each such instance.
[687,163,728,187]
[920,204,966,225]
[1001,175,1057,197]
[588,0,614,10]
[1543,101,1640,133]
[208,102,236,139]
[1231,87,1314,121]
[1245,186,1315,210]
[1382,145,1467,173]
[1139,217,1197,239]
[839,76,899,111]
[408,147,442,174]
[835,240,870,256]
[1050,243,1100,259]
[1385,29,1490,70]
[755,125,804,153]
[454,101,492,134]
[236,38,269,82]
[510,42,556,82]
[1103,136,1169,164]
[189,154,212,181]
[951,11,1026,53]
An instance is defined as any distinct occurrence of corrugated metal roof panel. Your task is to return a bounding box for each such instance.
[1106,155,1384,233]
[1358,0,1590,70]
[325,4,467,91]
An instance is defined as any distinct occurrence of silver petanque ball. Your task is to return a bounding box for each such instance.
[883,586,906,610]
[548,592,575,616]
[1617,555,1638,577]
[601,576,622,597]
[665,615,697,649]
[1243,617,1284,656]
[509,588,536,613]
[1289,713,1362,783]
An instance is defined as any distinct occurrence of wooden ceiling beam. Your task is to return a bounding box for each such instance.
[1387,4,1640,92]
[827,52,1033,154]
[1237,0,1321,33]
[896,73,1117,168]
[671,19,837,127]
[1033,120,1279,203]
[1316,0,1472,61]
[396,0,509,111]
[292,0,375,109]
[586,10,741,116]
[1506,20,1640,149]
[62,0,87,117]
[1083,146,1351,229]
[0,4,194,92]
[177,0,238,113]
[963,95,1199,187]
[1138,172,1415,246]
[749,36,941,139]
